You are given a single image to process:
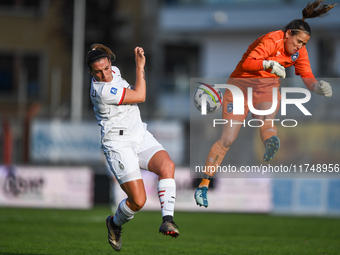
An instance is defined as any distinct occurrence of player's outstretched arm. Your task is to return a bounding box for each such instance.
[312,80,332,97]
[122,47,146,104]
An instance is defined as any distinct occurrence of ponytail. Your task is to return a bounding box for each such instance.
[302,0,336,20]
[283,0,336,36]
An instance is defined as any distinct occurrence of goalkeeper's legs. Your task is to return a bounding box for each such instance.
[195,122,242,207]
[260,119,280,162]
[263,135,280,162]
[254,101,280,162]
[260,119,278,145]
[194,140,229,208]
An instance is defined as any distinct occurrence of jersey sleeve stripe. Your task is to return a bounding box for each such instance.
[118,87,126,105]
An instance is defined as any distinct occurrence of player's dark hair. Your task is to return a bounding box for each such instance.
[86,43,116,69]
[283,0,336,36]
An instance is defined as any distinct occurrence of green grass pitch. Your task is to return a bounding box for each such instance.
[0,206,339,255]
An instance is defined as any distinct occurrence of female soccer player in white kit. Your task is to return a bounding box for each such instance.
[86,44,179,251]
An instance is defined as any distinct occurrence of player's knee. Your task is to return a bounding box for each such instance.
[159,159,175,179]
[219,137,235,149]
[129,196,146,211]
[134,199,146,211]
[167,159,175,173]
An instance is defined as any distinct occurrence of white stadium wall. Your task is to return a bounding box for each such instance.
[0,166,94,209]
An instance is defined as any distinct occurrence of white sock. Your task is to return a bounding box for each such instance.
[113,198,136,226]
[158,178,176,217]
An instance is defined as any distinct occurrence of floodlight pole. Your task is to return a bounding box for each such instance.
[71,0,86,121]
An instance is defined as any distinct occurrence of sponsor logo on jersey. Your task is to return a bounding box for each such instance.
[276,51,281,56]
[110,87,118,95]
[227,102,233,113]
[291,52,299,61]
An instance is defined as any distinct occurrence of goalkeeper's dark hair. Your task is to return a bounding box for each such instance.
[86,43,116,70]
[283,0,336,36]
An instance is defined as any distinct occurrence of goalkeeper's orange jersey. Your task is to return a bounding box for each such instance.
[228,30,317,92]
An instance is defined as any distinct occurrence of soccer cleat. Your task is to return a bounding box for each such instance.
[106,215,122,251]
[263,136,280,162]
[159,221,180,238]
[194,186,208,208]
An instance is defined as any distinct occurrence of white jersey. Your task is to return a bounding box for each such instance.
[90,66,145,142]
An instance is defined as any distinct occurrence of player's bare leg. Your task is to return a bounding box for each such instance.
[254,101,280,162]
[148,150,179,238]
[195,121,242,207]
[106,179,146,251]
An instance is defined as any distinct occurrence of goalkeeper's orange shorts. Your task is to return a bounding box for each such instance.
[222,87,281,121]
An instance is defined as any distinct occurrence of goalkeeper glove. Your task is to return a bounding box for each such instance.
[263,60,286,78]
[313,80,332,97]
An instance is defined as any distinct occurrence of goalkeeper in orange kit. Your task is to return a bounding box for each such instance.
[195,0,336,207]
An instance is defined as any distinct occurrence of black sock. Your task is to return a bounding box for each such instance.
[110,216,120,229]
[163,215,173,223]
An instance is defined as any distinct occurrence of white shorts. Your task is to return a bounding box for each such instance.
[102,130,164,185]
